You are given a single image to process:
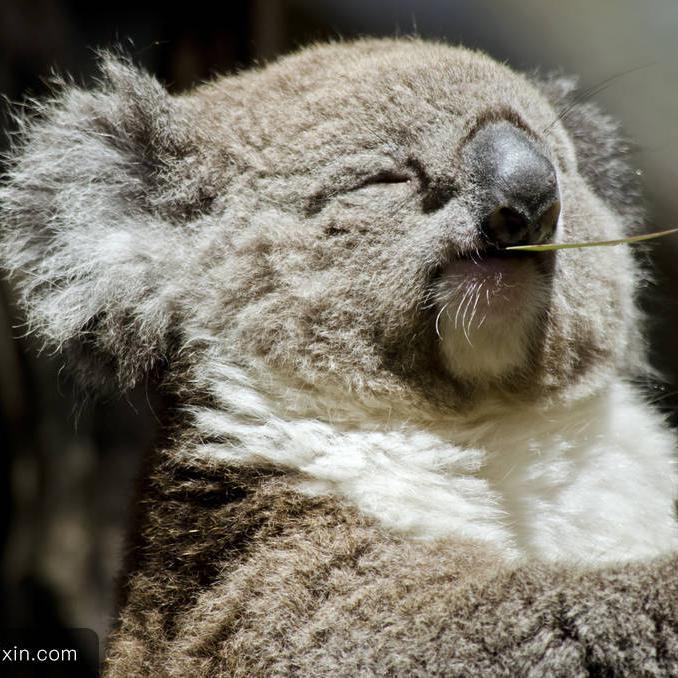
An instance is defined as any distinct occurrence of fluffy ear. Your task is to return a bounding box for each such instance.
[0,56,214,393]
[534,74,643,230]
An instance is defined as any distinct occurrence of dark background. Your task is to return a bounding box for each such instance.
[2,0,677,672]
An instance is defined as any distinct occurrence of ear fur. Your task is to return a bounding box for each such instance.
[0,56,208,393]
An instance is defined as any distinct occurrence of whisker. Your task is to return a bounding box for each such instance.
[461,291,475,346]
[454,285,474,329]
[434,302,450,339]
[468,281,483,330]
[543,62,654,135]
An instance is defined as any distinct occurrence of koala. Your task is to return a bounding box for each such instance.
[2,39,678,675]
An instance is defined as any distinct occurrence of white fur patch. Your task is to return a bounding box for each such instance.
[189,359,678,564]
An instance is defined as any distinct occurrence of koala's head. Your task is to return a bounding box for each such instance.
[0,40,644,414]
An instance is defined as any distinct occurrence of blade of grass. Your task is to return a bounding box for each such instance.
[504,227,678,252]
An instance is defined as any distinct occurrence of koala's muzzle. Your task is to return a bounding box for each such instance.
[466,121,560,248]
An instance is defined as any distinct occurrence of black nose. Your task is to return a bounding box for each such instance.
[465,121,560,248]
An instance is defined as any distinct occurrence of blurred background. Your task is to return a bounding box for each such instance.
[1,0,678,673]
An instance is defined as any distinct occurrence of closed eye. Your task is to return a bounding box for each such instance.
[305,167,411,216]
[355,170,411,189]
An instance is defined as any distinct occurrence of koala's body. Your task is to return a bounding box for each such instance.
[2,40,678,675]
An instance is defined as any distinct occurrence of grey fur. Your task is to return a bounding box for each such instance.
[0,40,645,404]
[1,39,676,675]
[103,459,678,677]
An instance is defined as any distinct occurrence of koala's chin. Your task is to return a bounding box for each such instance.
[435,253,550,381]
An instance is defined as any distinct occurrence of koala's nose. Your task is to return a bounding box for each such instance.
[465,121,560,248]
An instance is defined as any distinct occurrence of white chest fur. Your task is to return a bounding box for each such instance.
[191,364,678,564]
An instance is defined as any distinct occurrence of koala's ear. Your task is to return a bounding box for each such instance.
[534,74,642,229]
[0,56,211,393]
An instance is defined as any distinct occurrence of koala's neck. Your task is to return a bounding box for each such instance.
[185,360,678,564]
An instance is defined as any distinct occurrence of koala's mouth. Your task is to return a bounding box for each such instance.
[432,246,554,380]
[432,246,553,331]
[452,245,554,276]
